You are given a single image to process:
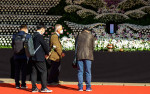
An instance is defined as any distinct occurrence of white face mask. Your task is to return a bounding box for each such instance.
[26,30,29,33]
[41,31,44,35]
[60,30,63,34]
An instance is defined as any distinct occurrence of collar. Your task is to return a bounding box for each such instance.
[55,32,60,36]
[19,31,25,33]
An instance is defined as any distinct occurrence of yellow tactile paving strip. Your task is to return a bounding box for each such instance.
[0,78,149,86]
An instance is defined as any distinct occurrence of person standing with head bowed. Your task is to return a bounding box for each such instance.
[47,24,65,85]
[76,28,95,92]
[31,23,52,93]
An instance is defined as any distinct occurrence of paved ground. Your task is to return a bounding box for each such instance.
[0,78,150,86]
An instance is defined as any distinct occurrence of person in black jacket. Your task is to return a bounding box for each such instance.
[12,25,31,89]
[31,23,52,93]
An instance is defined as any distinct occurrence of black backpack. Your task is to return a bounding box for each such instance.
[13,34,26,55]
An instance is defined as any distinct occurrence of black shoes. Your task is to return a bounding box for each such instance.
[32,88,53,93]
[21,85,28,89]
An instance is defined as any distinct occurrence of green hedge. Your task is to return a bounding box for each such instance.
[47,0,150,26]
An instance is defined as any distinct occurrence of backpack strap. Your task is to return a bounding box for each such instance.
[14,33,27,43]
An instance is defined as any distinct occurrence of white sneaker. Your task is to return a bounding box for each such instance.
[16,86,20,89]
[78,89,83,91]
[78,88,83,91]
[41,88,53,93]
[86,88,92,91]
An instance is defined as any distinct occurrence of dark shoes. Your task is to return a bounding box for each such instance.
[32,88,40,93]
[32,88,53,93]
[16,85,28,89]
[47,82,60,85]
[21,85,28,89]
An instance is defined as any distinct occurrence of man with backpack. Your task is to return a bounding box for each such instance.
[12,25,31,89]
[31,23,52,93]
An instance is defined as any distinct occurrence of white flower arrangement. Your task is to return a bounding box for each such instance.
[64,21,105,32]
[65,0,73,4]
[60,36,150,51]
[95,13,129,19]
[61,36,75,50]
[60,23,150,51]
[125,10,147,19]
[140,6,150,14]
[124,23,150,35]
[0,35,12,48]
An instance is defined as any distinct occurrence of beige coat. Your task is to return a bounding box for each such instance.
[49,33,62,62]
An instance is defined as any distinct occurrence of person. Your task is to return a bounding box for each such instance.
[48,24,65,85]
[31,23,52,93]
[12,25,31,89]
[76,28,95,91]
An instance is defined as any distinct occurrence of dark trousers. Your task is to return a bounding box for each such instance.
[15,59,27,86]
[48,60,61,83]
[31,61,47,90]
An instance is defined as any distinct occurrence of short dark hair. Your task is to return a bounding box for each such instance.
[20,25,27,30]
[37,22,46,30]
[83,27,91,31]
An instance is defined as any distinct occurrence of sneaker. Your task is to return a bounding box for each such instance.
[41,88,53,93]
[16,86,20,89]
[86,88,92,91]
[32,88,40,93]
[78,89,83,91]
[21,85,28,89]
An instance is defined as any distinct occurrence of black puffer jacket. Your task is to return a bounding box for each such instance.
[77,30,95,61]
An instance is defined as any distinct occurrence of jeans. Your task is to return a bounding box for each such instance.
[77,60,92,89]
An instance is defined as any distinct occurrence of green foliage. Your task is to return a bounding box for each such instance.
[62,12,99,24]
[80,3,98,12]
[0,46,12,48]
[118,0,146,11]
[142,7,150,14]
[47,0,67,15]
[82,0,104,9]
[124,14,150,26]
[47,0,150,27]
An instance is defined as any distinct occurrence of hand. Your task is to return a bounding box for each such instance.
[45,55,49,59]
[61,53,65,57]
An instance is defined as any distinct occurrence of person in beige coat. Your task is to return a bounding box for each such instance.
[48,24,65,85]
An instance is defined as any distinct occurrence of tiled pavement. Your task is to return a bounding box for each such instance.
[0,78,150,86]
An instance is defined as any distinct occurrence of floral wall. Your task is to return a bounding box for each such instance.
[1,0,150,52]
